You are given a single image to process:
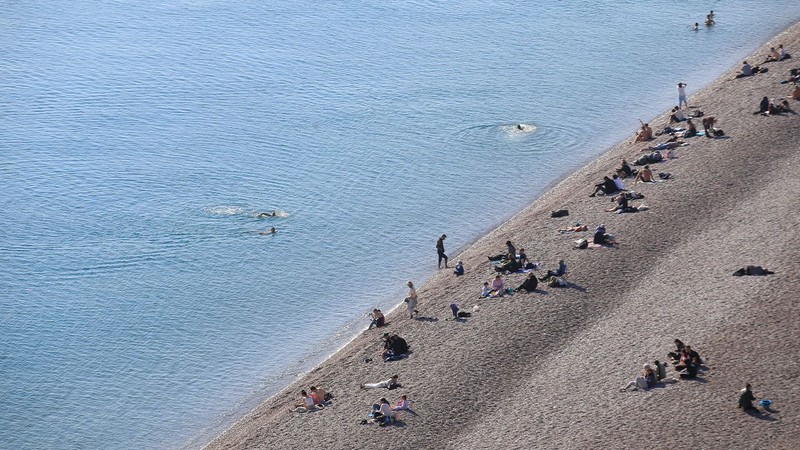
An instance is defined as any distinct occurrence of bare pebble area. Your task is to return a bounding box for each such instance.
[207,22,800,450]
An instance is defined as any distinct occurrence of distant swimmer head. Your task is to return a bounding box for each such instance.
[517,124,524,130]
[259,227,277,235]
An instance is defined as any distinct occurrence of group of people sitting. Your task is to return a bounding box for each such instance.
[362,394,415,426]
[756,96,794,115]
[291,386,332,412]
[381,333,409,361]
[668,338,703,379]
[590,174,625,197]
[480,274,508,298]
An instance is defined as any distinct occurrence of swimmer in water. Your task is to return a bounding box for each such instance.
[259,227,277,235]
[692,22,699,31]
[704,14,715,26]
[257,211,276,218]
[517,124,524,130]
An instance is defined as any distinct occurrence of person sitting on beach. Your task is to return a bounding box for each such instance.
[368,309,385,329]
[668,338,686,362]
[702,116,717,137]
[612,174,625,192]
[774,99,794,113]
[616,159,634,178]
[669,106,687,123]
[736,61,757,78]
[404,281,418,319]
[606,193,630,213]
[453,260,464,276]
[593,224,617,245]
[681,118,698,138]
[540,259,567,282]
[517,272,539,292]
[310,386,328,406]
[765,47,781,63]
[653,360,667,381]
[559,223,588,233]
[391,394,416,417]
[382,334,409,360]
[491,274,505,296]
[480,282,492,298]
[633,123,653,143]
[367,398,392,426]
[621,364,657,391]
[361,374,400,390]
[590,176,618,197]
[494,253,521,273]
[778,44,790,60]
[739,384,758,412]
[517,248,529,267]
[634,165,655,183]
[756,96,770,114]
[291,390,316,412]
[487,240,516,261]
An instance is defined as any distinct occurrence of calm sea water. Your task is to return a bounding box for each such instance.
[2,1,798,448]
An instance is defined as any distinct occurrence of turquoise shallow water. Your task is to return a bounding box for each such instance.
[2,1,799,448]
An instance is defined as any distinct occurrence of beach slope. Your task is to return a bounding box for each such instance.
[207,22,800,450]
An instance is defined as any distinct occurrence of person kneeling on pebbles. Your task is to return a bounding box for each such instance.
[362,398,392,426]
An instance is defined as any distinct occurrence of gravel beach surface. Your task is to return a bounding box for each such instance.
[207,22,800,450]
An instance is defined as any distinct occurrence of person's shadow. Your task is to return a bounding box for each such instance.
[746,409,778,421]
[415,316,439,323]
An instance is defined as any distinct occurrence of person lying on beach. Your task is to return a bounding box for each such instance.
[453,260,464,276]
[621,364,657,391]
[739,384,758,412]
[404,281,418,319]
[450,303,472,318]
[616,159,634,178]
[368,309,385,329]
[361,374,400,390]
[632,123,653,143]
[491,274,505,296]
[559,223,588,233]
[540,259,567,282]
[259,227,277,235]
[291,390,317,412]
[764,47,781,63]
[593,224,617,245]
[590,176,619,197]
[669,106,687,123]
[634,165,655,183]
[517,272,538,292]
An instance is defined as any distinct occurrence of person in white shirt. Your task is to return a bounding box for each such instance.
[677,82,688,108]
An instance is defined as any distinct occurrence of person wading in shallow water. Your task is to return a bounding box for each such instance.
[436,234,448,269]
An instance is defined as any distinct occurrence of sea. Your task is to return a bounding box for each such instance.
[1,1,798,448]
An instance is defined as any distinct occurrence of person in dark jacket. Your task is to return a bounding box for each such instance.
[739,384,757,411]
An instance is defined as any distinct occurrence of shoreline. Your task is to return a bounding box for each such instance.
[205,21,800,449]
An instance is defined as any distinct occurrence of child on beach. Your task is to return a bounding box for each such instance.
[453,260,464,276]
[480,282,492,298]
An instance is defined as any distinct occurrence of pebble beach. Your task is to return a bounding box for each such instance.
[207,22,800,450]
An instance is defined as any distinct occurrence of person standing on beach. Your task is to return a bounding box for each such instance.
[677,83,688,109]
[436,234,448,269]
[404,281,419,318]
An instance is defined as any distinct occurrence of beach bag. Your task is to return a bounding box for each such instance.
[324,392,334,402]
[551,209,569,218]
[713,128,724,137]
[576,239,588,249]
